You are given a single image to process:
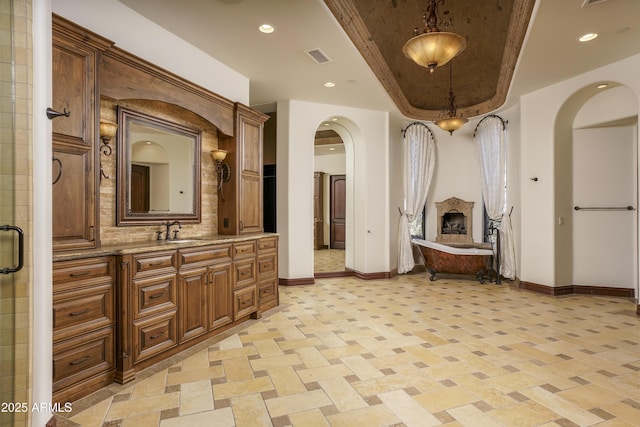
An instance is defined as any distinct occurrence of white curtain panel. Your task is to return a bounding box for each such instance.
[501,210,517,279]
[474,116,516,279]
[398,124,435,274]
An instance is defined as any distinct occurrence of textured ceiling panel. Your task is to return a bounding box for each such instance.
[324,0,535,120]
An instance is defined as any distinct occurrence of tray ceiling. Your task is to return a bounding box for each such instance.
[324,0,536,121]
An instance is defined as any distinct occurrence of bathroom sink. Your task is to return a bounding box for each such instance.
[159,238,203,244]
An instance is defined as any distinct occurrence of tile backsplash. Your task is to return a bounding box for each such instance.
[99,97,221,246]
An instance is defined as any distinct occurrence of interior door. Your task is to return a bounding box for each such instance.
[330,174,346,249]
[131,164,150,213]
[572,126,637,289]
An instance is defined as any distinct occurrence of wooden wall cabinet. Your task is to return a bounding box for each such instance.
[52,16,112,251]
[218,103,269,235]
[52,257,116,404]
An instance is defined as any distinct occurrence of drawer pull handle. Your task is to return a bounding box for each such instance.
[69,309,91,317]
[69,356,90,366]
[149,292,165,300]
[149,261,164,266]
[149,332,164,340]
[70,271,91,278]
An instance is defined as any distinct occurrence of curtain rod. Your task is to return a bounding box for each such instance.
[473,114,508,137]
[401,122,435,139]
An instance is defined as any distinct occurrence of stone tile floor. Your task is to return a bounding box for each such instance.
[314,249,345,273]
[56,274,640,426]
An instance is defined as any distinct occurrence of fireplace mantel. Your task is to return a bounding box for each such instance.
[436,197,474,245]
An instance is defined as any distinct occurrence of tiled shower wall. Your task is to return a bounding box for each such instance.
[0,0,33,425]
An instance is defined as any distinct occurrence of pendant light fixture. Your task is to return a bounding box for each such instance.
[402,0,466,73]
[434,61,467,135]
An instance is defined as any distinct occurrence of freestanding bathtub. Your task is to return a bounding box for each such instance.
[412,239,494,283]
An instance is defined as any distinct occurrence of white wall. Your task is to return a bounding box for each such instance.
[520,53,640,287]
[277,100,389,279]
[425,125,484,243]
[52,0,249,105]
[33,2,54,425]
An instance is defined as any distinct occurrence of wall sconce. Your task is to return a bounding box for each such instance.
[99,120,118,179]
[211,149,231,200]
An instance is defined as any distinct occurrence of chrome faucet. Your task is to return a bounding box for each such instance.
[165,220,181,240]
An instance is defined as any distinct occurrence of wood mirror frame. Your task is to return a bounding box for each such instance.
[116,106,202,226]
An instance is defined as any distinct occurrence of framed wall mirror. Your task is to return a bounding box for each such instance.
[116,106,201,225]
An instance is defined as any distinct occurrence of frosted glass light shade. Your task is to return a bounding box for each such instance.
[99,121,118,139]
[435,116,468,135]
[402,32,466,72]
[211,149,228,162]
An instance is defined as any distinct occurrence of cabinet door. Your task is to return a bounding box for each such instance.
[52,144,96,250]
[52,40,96,141]
[208,262,233,330]
[52,30,99,250]
[238,113,263,234]
[178,267,208,343]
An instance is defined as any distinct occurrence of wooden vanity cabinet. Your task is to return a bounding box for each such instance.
[52,16,112,252]
[257,236,279,312]
[115,237,274,383]
[128,250,179,366]
[52,256,116,404]
[219,103,269,235]
[115,250,178,383]
[177,245,233,344]
[232,240,258,319]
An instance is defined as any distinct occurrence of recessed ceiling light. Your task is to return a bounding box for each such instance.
[329,147,336,151]
[323,82,336,88]
[323,122,331,126]
[259,24,276,34]
[331,118,338,121]
[578,33,598,42]
[596,83,608,89]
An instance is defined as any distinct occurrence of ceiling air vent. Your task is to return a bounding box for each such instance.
[581,0,607,7]
[305,48,333,64]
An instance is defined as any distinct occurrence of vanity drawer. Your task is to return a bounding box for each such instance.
[258,236,278,252]
[258,278,278,306]
[257,253,277,278]
[132,273,177,319]
[52,326,115,392]
[234,258,256,289]
[233,241,256,259]
[53,282,114,341]
[132,309,178,364]
[53,257,114,285]
[179,244,232,267]
[133,251,177,276]
[233,286,257,319]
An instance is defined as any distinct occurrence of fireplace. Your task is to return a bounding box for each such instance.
[436,197,474,246]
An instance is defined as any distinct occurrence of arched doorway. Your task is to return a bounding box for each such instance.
[313,119,350,276]
[555,84,638,293]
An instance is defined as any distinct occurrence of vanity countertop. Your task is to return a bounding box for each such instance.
[53,232,279,262]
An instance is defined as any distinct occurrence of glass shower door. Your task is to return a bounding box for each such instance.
[1,1,29,425]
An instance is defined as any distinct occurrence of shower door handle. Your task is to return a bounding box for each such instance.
[0,225,24,274]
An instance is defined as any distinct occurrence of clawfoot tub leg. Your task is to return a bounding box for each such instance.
[428,268,437,281]
[476,270,487,284]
